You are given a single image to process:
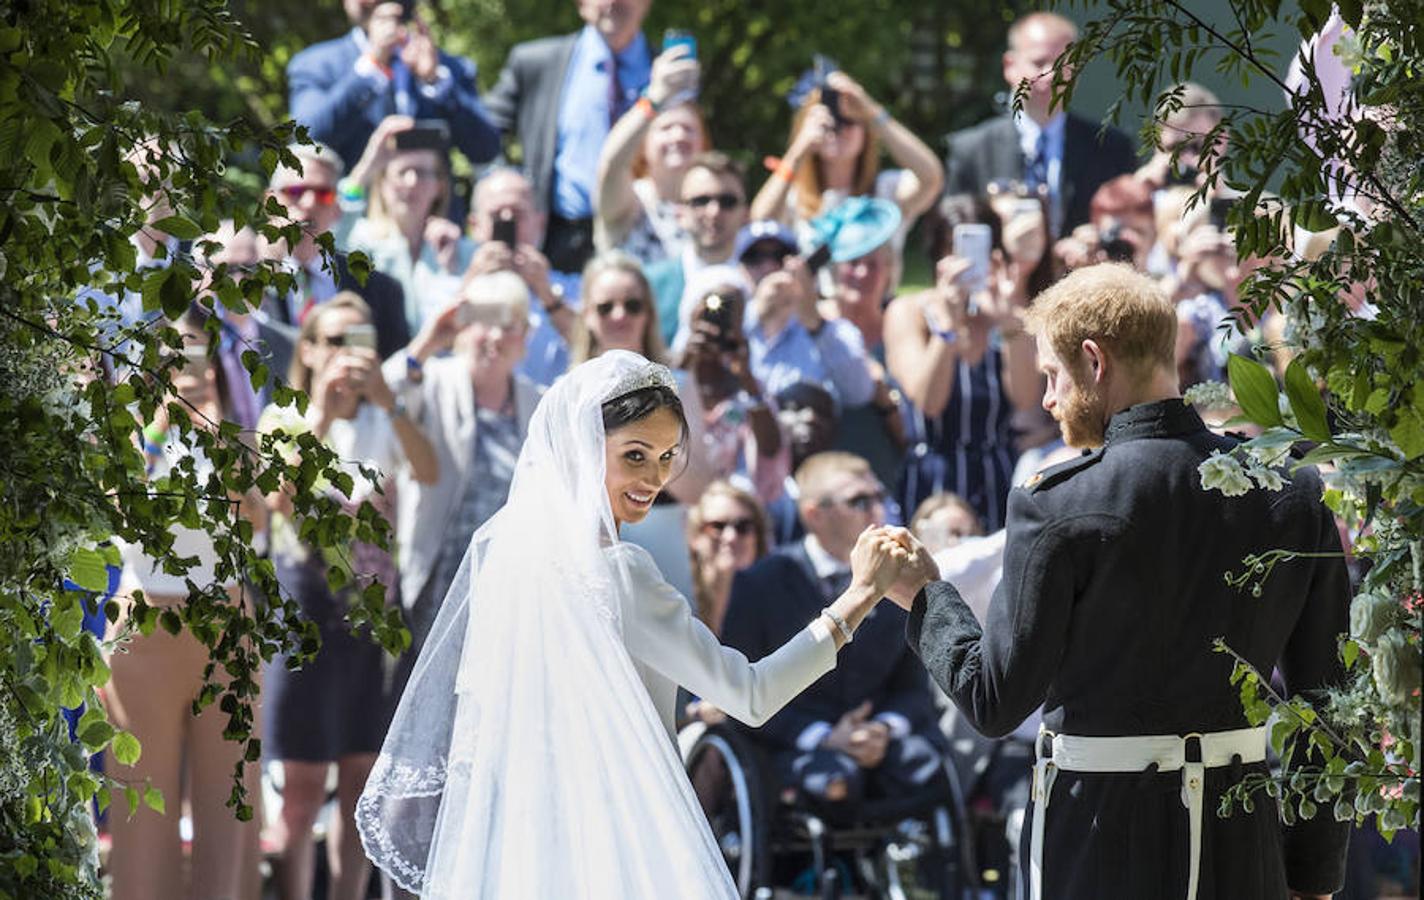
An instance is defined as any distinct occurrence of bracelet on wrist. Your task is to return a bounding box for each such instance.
[871,106,892,128]
[337,177,366,204]
[636,95,661,119]
[929,325,959,346]
[822,607,854,644]
[772,162,796,184]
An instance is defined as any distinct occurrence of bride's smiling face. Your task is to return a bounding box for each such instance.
[604,405,684,529]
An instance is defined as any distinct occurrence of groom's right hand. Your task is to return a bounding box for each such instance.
[878,527,940,610]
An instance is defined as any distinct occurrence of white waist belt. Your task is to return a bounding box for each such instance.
[1026,725,1267,900]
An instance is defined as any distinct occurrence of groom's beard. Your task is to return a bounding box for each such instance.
[1054,375,1107,449]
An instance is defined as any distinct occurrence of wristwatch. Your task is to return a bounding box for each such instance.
[388,393,409,420]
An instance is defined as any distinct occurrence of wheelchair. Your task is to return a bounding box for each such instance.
[680,721,981,899]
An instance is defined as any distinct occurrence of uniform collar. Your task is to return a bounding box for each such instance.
[1103,398,1205,445]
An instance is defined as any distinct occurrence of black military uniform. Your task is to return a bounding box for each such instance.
[906,399,1351,899]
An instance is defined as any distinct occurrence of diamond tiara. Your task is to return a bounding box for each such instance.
[605,362,678,401]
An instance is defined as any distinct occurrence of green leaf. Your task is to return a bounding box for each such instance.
[1390,408,1424,460]
[144,785,166,815]
[112,730,142,766]
[1227,354,1284,428]
[79,720,115,750]
[1283,359,1330,442]
[67,545,111,592]
[123,785,139,818]
[1342,640,1359,670]
[1271,718,1296,756]
[151,215,203,240]
[159,266,190,320]
[50,593,84,641]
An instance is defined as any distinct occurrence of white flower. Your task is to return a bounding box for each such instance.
[1199,450,1253,497]
[1184,380,1234,411]
[1246,459,1287,492]
[1249,441,1294,469]
[1371,630,1422,707]
[1350,591,1396,644]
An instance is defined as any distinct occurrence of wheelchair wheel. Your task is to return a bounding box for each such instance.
[681,723,772,899]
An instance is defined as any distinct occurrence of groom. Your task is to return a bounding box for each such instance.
[885,264,1350,900]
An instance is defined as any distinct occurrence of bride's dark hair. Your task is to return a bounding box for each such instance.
[602,385,688,440]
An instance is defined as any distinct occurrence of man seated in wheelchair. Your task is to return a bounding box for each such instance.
[722,452,949,813]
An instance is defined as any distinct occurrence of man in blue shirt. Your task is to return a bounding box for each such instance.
[737,220,876,410]
[287,0,501,173]
[485,0,653,275]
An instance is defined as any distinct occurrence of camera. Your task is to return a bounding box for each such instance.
[812,54,846,128]
[1097,222,1136,264]
[699,292,739,351]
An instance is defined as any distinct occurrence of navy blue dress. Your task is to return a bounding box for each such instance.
[897,340,1017,532]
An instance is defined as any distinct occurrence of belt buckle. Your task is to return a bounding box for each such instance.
[1183,732,1204,764]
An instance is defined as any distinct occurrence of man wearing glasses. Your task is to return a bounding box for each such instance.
[723,451,946,810]
[644,151,749,346]
[262,143,410,361]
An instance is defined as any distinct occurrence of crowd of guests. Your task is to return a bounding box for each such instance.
[92,2,1414,899]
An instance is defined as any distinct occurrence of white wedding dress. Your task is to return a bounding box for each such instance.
[356,351,838,898]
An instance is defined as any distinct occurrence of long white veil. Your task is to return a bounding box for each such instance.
[356,351,736,898]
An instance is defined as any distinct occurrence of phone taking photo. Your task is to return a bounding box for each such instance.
[812,54,844,127]
[393,119,450,153]
[952,223,993,315]
[492,211,518,247]
[663,28,697,60]
[345,323,377,350]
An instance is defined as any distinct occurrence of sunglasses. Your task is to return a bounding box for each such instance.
[823,490,885,512]
[595,297,647,318]
[701,518,756,537]
[684,192,743,210]
[742,246,792,267]
[277,184,337,207]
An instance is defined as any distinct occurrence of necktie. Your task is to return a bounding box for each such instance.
[821,570,853,604]
[1025,130,1049,191]
[608,57,627,126]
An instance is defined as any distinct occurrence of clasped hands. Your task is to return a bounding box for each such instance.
[848,525,940,611]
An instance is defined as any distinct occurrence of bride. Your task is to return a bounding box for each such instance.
[356,350,907,897]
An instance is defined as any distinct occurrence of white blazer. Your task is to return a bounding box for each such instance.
[383,353,543,608]
[612,543,838,739]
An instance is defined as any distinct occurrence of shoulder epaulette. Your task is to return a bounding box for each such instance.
[1021,447,1103,493]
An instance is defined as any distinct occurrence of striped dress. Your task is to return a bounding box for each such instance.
[896,339,1017,532]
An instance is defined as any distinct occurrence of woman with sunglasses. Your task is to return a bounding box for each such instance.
[749,68,943,291]
[686,480,770,638]
[339,116,473,333]
[258,292,437,900]
[594,44,710,266]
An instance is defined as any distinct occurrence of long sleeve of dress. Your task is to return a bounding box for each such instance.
[616,544,837,727]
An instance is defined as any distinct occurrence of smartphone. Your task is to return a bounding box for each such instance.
[803,242,832,275]
[345,323,377,350]
[492,211,518,247]
[952,223,993,313]
[1011,197,1043,219]
[663,28,697,60]
[813,54,844,127]
[699,292,737,350]
[393,119,450,153]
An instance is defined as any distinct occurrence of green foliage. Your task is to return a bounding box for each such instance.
[1061,0,1421,837]
[1,2,405,894]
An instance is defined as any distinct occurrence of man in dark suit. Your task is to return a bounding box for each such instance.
[483,0,653,273]
[723,451,945,809]
[262,144,411,361]
[286,0,500,172]
[887,263,1350,900]
[944,12,1137,237]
